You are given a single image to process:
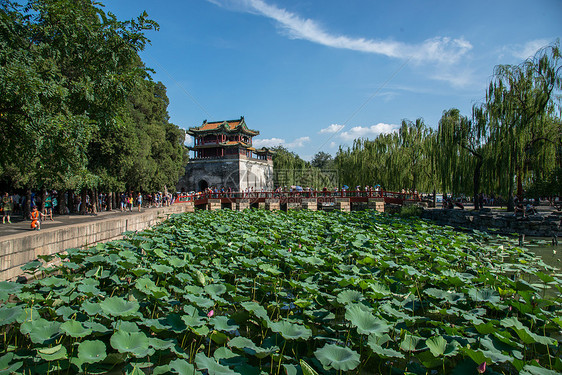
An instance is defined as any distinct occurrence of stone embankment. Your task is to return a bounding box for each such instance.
[0,203,194,282]
[421,208,562,238]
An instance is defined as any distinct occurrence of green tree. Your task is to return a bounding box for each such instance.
[437,108,487,209]
[0,0,157,195]
[485,41,561,210]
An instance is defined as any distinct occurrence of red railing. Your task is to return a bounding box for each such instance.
[175,190,420,204]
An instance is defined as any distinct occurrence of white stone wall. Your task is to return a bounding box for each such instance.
[239,159,274,191]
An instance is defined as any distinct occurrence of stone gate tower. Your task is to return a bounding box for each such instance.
[177,117,274,192]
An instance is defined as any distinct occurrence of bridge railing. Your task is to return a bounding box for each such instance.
[175,190,420,203]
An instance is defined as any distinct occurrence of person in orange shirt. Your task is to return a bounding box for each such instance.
[30,206,44,230]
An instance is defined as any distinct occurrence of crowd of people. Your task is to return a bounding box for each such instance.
[0,189,178,231]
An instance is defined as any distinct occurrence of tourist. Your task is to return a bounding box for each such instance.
[137,193,142,211]
[30,206,44,230]
[44,192,53,220]
[2,192,13,224]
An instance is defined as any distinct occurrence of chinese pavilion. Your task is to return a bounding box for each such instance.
[177,117,274,192]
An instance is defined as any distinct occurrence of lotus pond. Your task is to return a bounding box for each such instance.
[0,209,561,375]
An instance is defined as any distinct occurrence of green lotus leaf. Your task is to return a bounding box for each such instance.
[20,260,42,272]
[211,316,239,332]
[166,314,188,333]
[40,277,69,288]
[269,320,312,340]
[82,301,101,316]
[185,294,214,309]
[100,296,140,317]
[168,257,188,269]
[131,267,150,277]
[241,301,269,321]
[368,281,391,298]
[520,365,561,375]
[368,341,405,359]
[114,321,140,333]
[336,290,364,305]
[37,344,68,361]
[426,336,458,357]
[20,318,61,344]
[110,330,152,358]
[148,338,175,351]
[314,343,361,371]
[0,281,22,301]
[78,340,107,364]
[345,304,390,335]
[195,270,206,286]
[468,288,501,305]
[181,314,206,328]
[227,336,277,358]
[0,305,23,325]
[400,333,424,352]
[60,320,93,338]
[83,321,111,334]
[195,352,237,375]
[0,352,22,374]
[169,358,196,375]
[204,284,227,296]
[152,264,173,274]
[300,360,319,375]
[152,365,171,375]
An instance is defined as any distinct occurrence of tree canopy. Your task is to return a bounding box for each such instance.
[0,0,186,193]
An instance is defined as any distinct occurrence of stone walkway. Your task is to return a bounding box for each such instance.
[0,207,168,240]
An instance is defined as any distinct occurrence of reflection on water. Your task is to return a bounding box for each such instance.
[524,238,562,271]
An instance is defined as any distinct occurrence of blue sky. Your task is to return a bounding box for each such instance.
[105,0,561,160]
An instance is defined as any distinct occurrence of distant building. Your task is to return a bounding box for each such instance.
[177,117,274,192]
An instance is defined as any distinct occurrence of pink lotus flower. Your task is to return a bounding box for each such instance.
[477,362,486,374]
[288,248,292,252]
[207,310,214,318]
[298,244,302,249]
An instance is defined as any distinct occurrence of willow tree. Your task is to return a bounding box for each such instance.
[486,41,561,210]
[437,108,488,209]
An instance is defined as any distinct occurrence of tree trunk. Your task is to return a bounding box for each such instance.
[473,158,482,210]
[40,188,46,212]
[59,189,67,215]
[25,188,32,220]
[80,190,87,214]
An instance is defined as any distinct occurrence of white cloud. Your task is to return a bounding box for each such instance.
[509,39,550,60]
[253,136,310,148]
[319,124,345,134]
[184,133,194,145]
[339,123,399,141]
[252,137,285,148]
[209,0,472,64]
[286,136,310,148]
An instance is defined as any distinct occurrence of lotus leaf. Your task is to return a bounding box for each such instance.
[520,365,561,375]
[269,320,312,340]
[110,330,152,358]
[0,281,22,301]
[204,284,227,296]
[336,290,364,305]
[168,358,196,375]
[195,353,238,375]
[425,336,459,357]
[345,304,391,335]
[468,288,501,305]
[100,296,140,317]
[20,318,60,344]
[77,340,107,364]
[400,333,424,352]
[0,305,22,325]
[185,294,214,308]
[314,343,361,371]
[300,360,319,375]
[211,316,239,332]
[60,320,92,338]
[0,352,22,374]
[37,344,68,361]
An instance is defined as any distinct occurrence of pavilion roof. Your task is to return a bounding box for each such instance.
[187,116,259,136]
